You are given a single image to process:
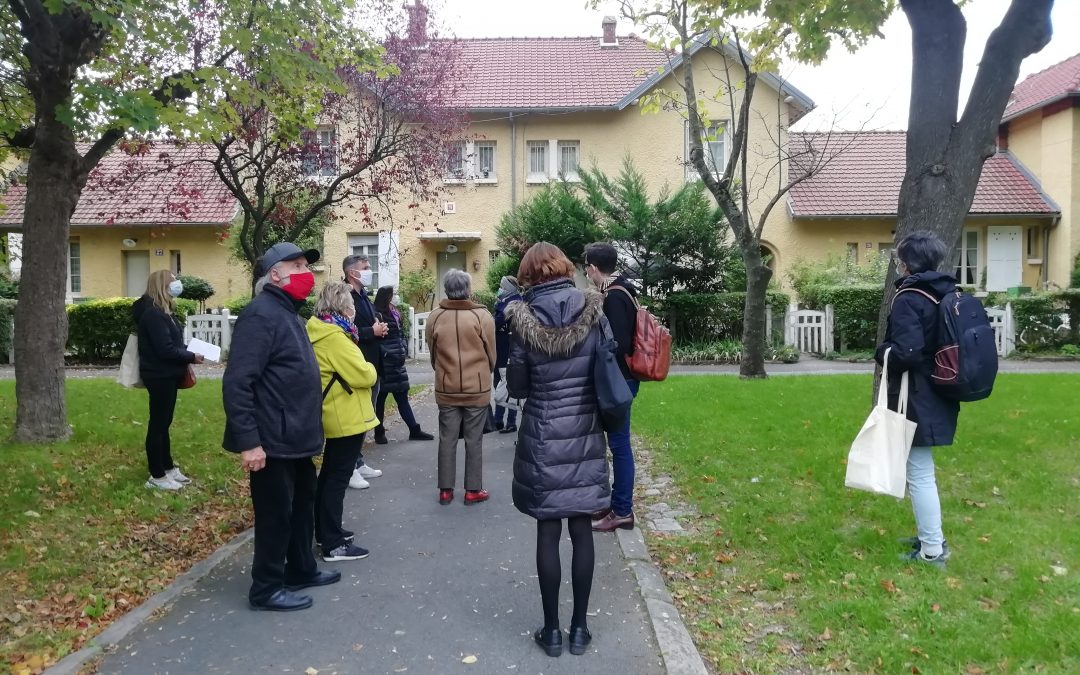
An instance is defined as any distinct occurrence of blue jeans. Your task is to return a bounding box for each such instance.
[607,379,640,516]
[907,446,944,557]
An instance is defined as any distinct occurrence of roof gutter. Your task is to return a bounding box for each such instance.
[1002,92,1080,123]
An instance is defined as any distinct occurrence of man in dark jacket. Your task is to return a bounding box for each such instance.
[583,242,640,532]
[342,254,388,484]
[492,275,521,433]
[223,242,339,611]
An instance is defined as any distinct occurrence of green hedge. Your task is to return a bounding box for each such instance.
[486,255,521,294]
[471,290,497,313]
[807,285,883,351]
[662,292,790,345]
[66,297,196,361]
[1011,290,1080,351]
[0,298,15,361]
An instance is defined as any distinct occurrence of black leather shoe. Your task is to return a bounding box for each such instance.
[250,589,312,612]
[374,432,388,445]
[533,626,562,657]
[568,625,592,655]
[409,428,435,441]
[499,424,517,434]
[284,569,341,591]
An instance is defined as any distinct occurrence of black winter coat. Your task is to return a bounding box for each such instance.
[494,292,521,369]
[377,309,410,394]
[603,277,638,380]
[875,271,961,447]
[132,295,196,381]
[506,279,610,520]
[222,285,324,458]
[352,287,384,374]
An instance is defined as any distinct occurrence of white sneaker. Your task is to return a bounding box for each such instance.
[357,463,382,478]
[348,469,370,489]
[146,475,183,490]
[166,467,191,484]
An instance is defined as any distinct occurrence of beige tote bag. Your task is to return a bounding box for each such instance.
[117,334,144,388]
[845,347,916,498]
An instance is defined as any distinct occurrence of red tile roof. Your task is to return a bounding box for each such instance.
[787,131,1058,218]
[454,36,669,109]
[0,143,238,227]
[1003,52,1080,122]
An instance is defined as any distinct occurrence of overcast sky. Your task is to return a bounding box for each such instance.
[435,0,1080,131]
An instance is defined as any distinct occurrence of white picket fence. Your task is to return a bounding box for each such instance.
[183,309,237,357]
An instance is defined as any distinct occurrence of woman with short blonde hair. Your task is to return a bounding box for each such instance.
[306,281,380,562]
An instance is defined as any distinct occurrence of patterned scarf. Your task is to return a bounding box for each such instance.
[598,273,621,293]
[318,312,359,343]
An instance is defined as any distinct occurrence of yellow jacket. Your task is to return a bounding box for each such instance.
[306,317,379,439]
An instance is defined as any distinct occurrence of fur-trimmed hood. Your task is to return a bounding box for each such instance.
[506,281,603,358]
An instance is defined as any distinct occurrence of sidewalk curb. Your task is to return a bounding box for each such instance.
[45,528,255,675]
[616,527,709,675]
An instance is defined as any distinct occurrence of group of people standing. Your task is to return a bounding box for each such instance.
[133,236,649,655]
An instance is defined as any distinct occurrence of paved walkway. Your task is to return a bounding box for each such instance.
[89,393,667,675]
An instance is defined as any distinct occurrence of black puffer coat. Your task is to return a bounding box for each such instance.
[506,279,610,520]
[132,295,196,381]
[875,271,961,447]
[377,309,410,394]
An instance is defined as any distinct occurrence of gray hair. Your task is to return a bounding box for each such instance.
[896,230,948,274]
[313,281,354,317]
[253,261,286,295]
[342,254,369,274]
[443,269,471,300]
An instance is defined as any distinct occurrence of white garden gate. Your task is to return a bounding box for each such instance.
[410,308,430,358]
[785,303,835,354]
[183,309,236,358]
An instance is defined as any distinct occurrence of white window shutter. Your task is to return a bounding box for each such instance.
[378,230,400,291]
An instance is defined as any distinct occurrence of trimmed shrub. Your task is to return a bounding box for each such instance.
[400,269,436,310]
[66,297,196,361]
[0,298,15,361]
[486,254,521,294]
[671,339,799,364]
[177,275,215,311]
[0,274,17,299]
[471,289,497,313]
[223,296,250,315]
[663,292,790,345]
[1012,292,1078,352]
[808,285,884,351]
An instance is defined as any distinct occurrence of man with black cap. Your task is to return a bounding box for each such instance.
[223,242,340,611]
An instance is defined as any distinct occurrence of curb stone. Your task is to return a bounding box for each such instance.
[44,528,255,675]
[615,527,708,675]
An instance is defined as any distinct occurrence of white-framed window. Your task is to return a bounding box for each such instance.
[348,234,380,290]
[952,229,980,287]
[301,126,337,177]
[489,250,501,265]
[170,250,181,276]
[557,141,580,181]
[685,120,730,179]
[68,238,81,295]
[445,141,467,181]
[475,141,496,180]
[527,141,548,183]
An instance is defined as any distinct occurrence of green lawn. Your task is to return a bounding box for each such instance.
[633,374,1080,673]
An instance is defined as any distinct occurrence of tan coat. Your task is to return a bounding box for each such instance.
[425,299,496,407]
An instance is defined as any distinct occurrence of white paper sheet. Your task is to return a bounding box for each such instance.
[187,338,221,362]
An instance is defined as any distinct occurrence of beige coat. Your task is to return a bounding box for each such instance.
[425,299,496,407]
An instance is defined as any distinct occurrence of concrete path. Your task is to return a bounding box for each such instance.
[90,392,667,675]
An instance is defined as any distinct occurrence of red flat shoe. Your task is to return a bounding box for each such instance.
[464,489,490,505]
[439,489,453,505]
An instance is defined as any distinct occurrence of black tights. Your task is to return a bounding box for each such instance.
[536,516,594,631]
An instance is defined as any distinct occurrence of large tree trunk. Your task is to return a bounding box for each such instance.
[739,243,772,378]
[13,116,84,441]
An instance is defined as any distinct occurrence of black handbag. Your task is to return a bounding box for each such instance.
[593,318,633,433]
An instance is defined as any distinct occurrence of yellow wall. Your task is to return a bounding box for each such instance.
[1005,107,1077,288]
[70,225,249,304]
[320,47,798,295]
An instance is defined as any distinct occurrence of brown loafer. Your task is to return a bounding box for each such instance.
[592,509,634,532]
[590,507,611,523]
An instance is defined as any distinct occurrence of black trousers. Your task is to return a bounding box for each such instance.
[315,434,363,551]
[249,456,318,603]
[143,377,179,478]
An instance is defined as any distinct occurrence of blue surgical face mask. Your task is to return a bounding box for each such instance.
[168,279,184,297]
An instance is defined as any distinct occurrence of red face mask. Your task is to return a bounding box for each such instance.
[280,271,315,300]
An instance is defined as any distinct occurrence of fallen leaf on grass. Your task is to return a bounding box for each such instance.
[965,666,986,675]
[978,597,999,610]
[880,579,899,595]
[701,475,716,483]
[977,535,991,543]
[304,668,318,675]
[1050,565,1067,576]
[817,627,832,642]
[991,486,1001,497]
[462,655,478,664]
[714,552,735,564]
[946,577,962,589]
[930,603,941,613]
[782,572,802,583]
[962,499,987,509]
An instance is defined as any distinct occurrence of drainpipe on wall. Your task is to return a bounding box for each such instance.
[1042,218,1056,289]
[509,112,517,208]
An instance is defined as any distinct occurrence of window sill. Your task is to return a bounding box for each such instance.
[474,177,498,184]
[443,178,466,185]
[1026,258,1043,265]
[526,177,550,184]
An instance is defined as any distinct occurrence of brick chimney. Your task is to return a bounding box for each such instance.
[601,16,618,46]
[407,2,429,44]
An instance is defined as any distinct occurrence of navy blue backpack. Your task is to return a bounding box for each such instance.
[593,318,634,432]
[897,288,998,402]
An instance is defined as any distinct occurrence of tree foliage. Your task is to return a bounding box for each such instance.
[0,0,382,440]
[495,182,603,265]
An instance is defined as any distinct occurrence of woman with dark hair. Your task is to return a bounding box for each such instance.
[506,242,609,657]
[875,230,960,569]
[133,269,204,490]
[372,286,434,444]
